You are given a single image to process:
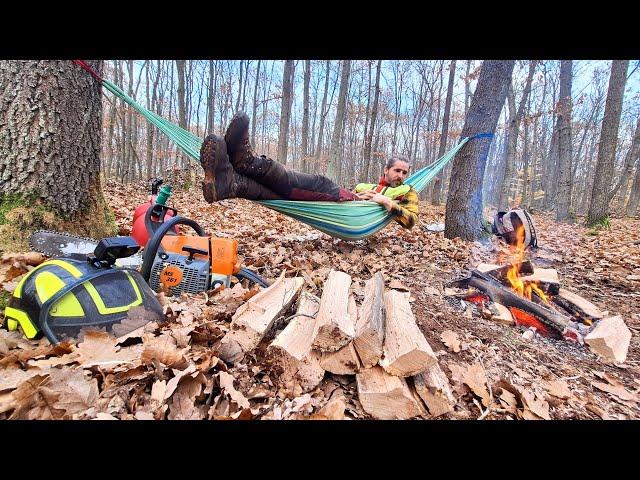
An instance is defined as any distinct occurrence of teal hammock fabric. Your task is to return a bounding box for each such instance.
[101,78,468,240]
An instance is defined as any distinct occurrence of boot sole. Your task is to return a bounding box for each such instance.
[200,134,226,202]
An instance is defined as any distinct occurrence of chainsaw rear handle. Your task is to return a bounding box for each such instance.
[144,202,179,240]
[141,215,206,282]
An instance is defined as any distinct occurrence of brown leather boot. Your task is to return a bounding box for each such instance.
[224,111,255,174]
[200,133,235,202]
[200,133,282,202]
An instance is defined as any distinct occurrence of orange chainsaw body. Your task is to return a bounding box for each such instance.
[159,236,241,276]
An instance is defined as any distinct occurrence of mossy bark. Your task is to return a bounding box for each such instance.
[0,60,115,252]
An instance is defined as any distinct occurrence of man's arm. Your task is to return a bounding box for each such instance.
[355,188,419,230]
[389,188,419,229]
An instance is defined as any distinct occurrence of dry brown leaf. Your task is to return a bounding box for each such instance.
[519,388,550,420]
[112,306,162,338]
[440,330,461,353]
[463,363,491,407]
[0,342,74,368]
[141,334,188,369]
[542,379,573,400]
[0,367,50,392]
[591,381,639,403]
[164,364,198,400]
[498,389,518,414]
[388,279,410,291]
[218,371,250,410]
[75,331,139,369]
[47,368,99,417]
[8,374,64,420]
[168,377,206,420]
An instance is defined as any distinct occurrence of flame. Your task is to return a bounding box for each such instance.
[504,223,549,304]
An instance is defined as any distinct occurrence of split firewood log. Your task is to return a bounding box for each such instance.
[312,270,354,352]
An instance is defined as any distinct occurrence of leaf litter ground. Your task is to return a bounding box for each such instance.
[1,176,639,420]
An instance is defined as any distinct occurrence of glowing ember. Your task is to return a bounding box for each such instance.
[509,307,550,336]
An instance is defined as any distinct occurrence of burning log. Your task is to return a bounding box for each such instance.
[478,261,534,283]
[553,289,606,321]
[465,270,572,337]
[520,268,560,295]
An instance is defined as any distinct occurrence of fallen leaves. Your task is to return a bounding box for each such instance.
[440,330,461,353]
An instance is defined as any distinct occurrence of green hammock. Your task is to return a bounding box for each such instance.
[100,78,468,240]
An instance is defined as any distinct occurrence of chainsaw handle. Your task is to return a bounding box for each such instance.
[141,215,206,282]
[144,203,179,241]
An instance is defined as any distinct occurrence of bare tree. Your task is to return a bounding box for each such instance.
[301,60,311,170]
[327,60,351,183]
[445,60,515,241]
[277,60,294,165]
[362,60,382,181]
[498,60,537,209]
[587,60,629,226]
[556,60,574,221]
[431,60,456,204]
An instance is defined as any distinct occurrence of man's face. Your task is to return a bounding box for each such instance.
[383,160,410,187]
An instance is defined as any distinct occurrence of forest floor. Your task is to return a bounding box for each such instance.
[1,175,639,420]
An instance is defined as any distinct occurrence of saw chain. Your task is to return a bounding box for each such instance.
[29,230,100,258]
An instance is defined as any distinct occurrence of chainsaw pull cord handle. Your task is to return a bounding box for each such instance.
[140,215,207,282]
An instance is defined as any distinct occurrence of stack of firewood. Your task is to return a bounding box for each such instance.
[217,269,455,419]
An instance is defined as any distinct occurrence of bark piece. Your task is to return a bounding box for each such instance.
[353,272,385,368]
[584,315,632,363]
[356,366,426,420]
[413,363,456,418]
[379,290,437,376]
[312,270,354,352]
[267,292,325,392]
[556,288,605,320]
[218,273,304,363]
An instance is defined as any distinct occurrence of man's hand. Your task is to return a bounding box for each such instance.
[356,189,394,212]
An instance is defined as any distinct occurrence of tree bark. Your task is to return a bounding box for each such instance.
[431,60,456,204]
[445,60,515,241]
[587,60,629,226]
[610,114,640,204]
[0,60,113,236]
[556,60,574,221]
[327,60,351,183]
[277,60,294,165]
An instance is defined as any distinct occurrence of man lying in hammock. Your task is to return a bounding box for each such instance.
[201,112,419,229]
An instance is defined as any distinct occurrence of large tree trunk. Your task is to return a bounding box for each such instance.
[431,60,456,205]
[327,60,351,183]
[277,60,294,165]
[0,60,114,245]
[363,60,382,181]
[587,60,629,226]
[556,60,574,221]
[445,60,515,241]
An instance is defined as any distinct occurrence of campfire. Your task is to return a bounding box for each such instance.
[448,225,632,363]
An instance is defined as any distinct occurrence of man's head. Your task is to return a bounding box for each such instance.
[383,154,411,187]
